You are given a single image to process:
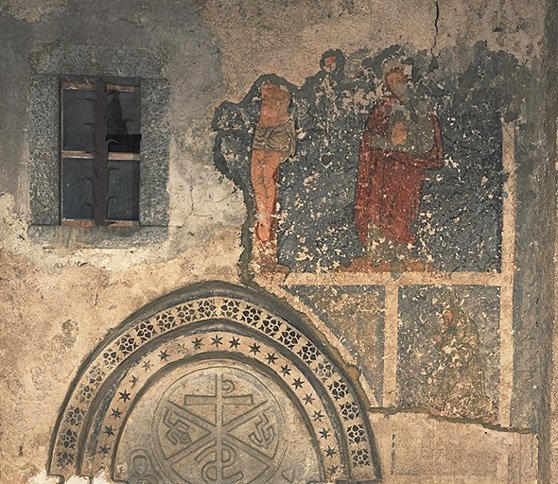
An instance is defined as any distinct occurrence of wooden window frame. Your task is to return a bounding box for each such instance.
[60,80,141,228]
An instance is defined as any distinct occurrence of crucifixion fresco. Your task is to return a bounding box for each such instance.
[214,46,510,275]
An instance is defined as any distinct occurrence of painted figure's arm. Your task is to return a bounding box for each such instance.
[366,100,391,140]
[354,102,388,245]
[388,113,443,169]
[355,100,397,244]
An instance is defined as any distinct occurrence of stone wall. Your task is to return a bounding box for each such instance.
[0,0,555,482]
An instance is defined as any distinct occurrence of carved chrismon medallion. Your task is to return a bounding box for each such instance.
[116,356,321,483]
[151,363,285,482]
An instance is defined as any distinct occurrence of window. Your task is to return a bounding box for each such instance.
[28,68,170,246]
[61,80,141,227]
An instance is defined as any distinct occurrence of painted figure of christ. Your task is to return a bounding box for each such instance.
[251,82,295,245]
[353,65,443,269]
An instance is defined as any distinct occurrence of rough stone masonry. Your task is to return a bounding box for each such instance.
[0,0,557,483]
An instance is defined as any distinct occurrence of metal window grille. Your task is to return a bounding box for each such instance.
[60,80,141,227]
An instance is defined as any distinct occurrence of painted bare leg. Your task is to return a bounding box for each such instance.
[250,82,294,244]
[256,152,284,242]
[251,151,270,241]
[251,152,282,242]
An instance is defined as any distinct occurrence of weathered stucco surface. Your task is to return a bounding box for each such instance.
[0,0,556,482]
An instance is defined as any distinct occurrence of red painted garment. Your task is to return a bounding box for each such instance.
[354,97,443,246]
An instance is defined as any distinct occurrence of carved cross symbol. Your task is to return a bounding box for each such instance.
[160,373,278,483]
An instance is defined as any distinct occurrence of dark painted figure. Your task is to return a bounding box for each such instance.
[354,65,443,267]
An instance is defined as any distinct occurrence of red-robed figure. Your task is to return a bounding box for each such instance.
[355,67,443,252]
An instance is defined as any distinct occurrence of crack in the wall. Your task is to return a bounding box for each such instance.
[368,406,534,435]
[431,0,440,55]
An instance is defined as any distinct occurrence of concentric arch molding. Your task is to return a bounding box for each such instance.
[47,282,380,482]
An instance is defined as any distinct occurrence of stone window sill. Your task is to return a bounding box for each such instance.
[27,224,168,248]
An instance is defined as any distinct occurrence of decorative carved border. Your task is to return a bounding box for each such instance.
[47,283,380,481]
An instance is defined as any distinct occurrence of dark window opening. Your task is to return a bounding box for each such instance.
[61,80,141,226]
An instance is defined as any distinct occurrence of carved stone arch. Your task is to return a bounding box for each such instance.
[47,282,380,482]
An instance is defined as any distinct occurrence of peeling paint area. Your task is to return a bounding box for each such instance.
[398,285,500,421]
[214,45,527,274]
[283,284,385,404]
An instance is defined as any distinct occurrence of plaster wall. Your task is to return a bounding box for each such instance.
[0,0,555,482]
